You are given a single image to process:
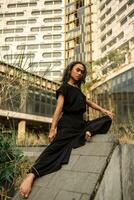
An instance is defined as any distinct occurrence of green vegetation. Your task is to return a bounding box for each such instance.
[93,48,128,71]
[86,48,134,141]
[0,125,23,199]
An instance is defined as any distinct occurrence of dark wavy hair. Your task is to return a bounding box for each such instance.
[62,61,87,87]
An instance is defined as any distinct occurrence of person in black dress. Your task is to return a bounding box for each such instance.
[20,61,113,198]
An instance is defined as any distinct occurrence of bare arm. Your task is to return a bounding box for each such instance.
[48,94,64,142]
[86,99,113,119]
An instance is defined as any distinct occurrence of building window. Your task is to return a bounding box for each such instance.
[53,52,61,57]
[31,27,40,32]
[16,28,23,33]
[100,4,105,12]
[7,21,15,25]
[54,9,62,14]
[17,3,28,7]
[101,35,106,42]
[44,17,62,23]
[42,10,53,14]
[27,45,39,49]
[128,0,133,6]
[15,36,26,41]
[4,54,35,59]
[54,18,62,22]
[106,8,111,15]
[28,19,36,24]
[44,1,53,5]
[0,46,9,51]
[43,35,52,40]
[16,12,24,16]
[29,2,37,6]
[118,32,124,40]
[44,18,52,23]
[4,55,12,59]
[5,13,15,17]
[107,29,112,36]
[54,0,62,4]
[9,36,36,42]
[43,53,52,58]
[76,0,84,8]
[100,14,105,21]
[7,4,16,8]
[3,29,14,33]
[53,43,61,48]
[31,11,40,15]
[100,25,106,32]
[53,34,62,39]
[39,62,51,67]
[53,26,62,30]
[129,10,134,18]
[41,26,52,31]
[117,5,126,16]
[17,45,26,50]
[5,37,14,42]
[7,20,34,25]
[120,17,127,26]
[53,61,61,66]
[108,38,116,47]
[1,28,23,33]
[7,2,37,8]
[105,0,112,5]
[41,44,52,48]
[101,46,107,53]
[107,16,115,25]
[27,36,36,40]
[16,20,27,25]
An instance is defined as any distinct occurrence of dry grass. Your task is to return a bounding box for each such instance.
[119,134,134,144]
[17,132,49,146]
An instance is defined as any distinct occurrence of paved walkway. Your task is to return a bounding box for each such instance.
[14,134,117,200]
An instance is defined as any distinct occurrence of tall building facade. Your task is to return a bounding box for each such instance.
[94,0,134,68]
[65,0,93,66]
[90,0,134,125]
[0,0,65,81]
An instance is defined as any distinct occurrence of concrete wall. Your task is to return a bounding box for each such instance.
[121,145,134,200]
[94,145,134,200]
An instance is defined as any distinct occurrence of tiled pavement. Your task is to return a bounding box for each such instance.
[13,134,117,200]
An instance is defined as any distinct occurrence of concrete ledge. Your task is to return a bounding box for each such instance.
[0,109,52,123]
[14,134,117,200]
[94,144,134,200]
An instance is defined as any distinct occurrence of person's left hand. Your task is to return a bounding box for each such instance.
[101,108,113,119]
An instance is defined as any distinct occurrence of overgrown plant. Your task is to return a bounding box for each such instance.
[93,48,128,73]
[0,50,54,198]
[0,125,24,199]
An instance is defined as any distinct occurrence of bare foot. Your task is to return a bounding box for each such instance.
[20,173,35,198]
[85,131,92,142]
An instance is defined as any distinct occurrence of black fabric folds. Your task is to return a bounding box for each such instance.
[29,83,112,178]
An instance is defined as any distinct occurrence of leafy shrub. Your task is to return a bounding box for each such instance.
[0,130,24,199]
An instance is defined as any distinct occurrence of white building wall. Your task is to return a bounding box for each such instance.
[91,0,100,61]
[0,0,65,81]
[94,0,134,61]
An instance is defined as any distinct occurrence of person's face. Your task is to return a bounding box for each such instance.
[70,64,85,82]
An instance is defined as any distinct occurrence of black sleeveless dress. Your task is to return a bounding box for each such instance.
[29,83,112,177]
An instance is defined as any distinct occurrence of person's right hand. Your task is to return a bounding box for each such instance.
[48,129,56,143]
